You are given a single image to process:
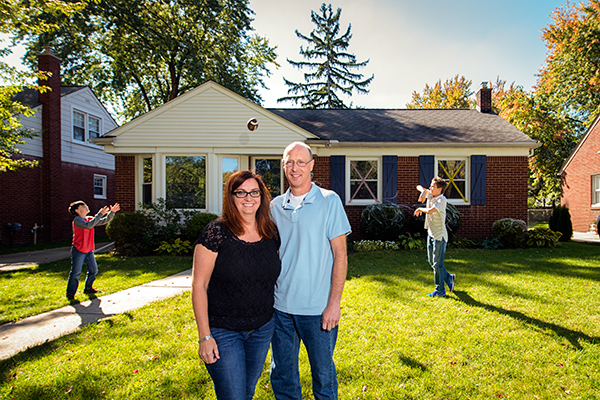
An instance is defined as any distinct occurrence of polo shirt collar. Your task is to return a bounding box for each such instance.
[281,183,319,209]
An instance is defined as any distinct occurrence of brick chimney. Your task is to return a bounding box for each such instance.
[476,82,492,113]
[38,48,63,242]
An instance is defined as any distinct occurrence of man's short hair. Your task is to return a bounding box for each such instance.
[69,201,86,216]
[283,141,312,160]
[432,177,448,192]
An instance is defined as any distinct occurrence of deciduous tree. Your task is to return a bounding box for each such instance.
[1,0,84,172]
[15,0,277,122]
[493,78,581,204]
[538,0,600,125]
[278,3,373,109]
[406,75,475,109]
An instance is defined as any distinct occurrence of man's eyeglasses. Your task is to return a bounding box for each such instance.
[233,190,261,198]
[283,159,313,168]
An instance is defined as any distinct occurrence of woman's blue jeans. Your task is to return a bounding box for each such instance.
[204,316,275,400]
[270,310,338,400]
[66,247,97,295]
[427,236,450,294]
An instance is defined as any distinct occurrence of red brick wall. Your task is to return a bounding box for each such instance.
[115,156,136,212]
[313,155,529,241]
[0,157,115,247]
[561,122,600,231]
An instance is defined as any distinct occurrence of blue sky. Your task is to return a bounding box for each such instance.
[2,0,567,110]
[250,0,567,108]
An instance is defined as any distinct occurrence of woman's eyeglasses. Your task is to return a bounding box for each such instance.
[233,190,261,198]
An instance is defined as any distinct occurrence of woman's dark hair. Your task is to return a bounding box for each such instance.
[220,170,277,239]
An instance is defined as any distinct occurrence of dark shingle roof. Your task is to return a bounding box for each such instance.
[268,108,536,144]
[12,86,86,108]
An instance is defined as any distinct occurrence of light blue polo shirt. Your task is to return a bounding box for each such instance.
[271,183,351,315]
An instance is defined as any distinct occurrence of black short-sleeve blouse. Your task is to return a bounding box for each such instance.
[196,220,281,331]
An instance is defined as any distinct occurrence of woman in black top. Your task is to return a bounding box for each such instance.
[192,170,281,400]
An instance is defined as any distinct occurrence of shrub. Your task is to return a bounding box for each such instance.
[398,233,425,250]
[155,238,194,256]
[450,237,479,249]
[525,227,562,248]
[360,203,405,241]
[548,205,573,242]
[480,238,504,250]
[353,240,400,252]
[408,202,461,237]
[184,212,219,242]
[106,212,154,256]
[492,218,527,248]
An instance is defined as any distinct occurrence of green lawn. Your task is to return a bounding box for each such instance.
[0,254,192,324]
[1,242,599,399]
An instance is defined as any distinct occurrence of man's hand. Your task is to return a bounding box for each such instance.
[322,302,341,331]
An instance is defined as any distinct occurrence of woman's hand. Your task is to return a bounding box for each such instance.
[198,338,220,364]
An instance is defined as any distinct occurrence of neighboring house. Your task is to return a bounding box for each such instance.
[560,113,600,232]
[92,80,538,240]
[0,49,118,246]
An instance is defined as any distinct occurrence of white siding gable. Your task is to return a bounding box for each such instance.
[62,87,117,170]
[102,81,317,154]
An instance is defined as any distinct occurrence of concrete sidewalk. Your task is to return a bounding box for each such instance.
[0,269,192,360]
[0,242,114,272]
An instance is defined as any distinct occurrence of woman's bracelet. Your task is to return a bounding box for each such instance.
[198,334,213,344]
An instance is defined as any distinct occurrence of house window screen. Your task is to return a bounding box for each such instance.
[89,116,100,139]
[593,175,600,206]
[349,159,378,203]
[437,159,468,202]
[94,175,107,199]
[73,111,85,141]
[166,156,206,209]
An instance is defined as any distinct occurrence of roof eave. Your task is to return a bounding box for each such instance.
[313,141,541,149]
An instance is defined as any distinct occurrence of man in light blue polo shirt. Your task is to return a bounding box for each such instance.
[270,141,351,400]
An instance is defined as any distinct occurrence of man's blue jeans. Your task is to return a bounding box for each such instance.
[270,309,338,400]
[204,317,275,400]
[427,236,450,294]
[66,247,98,295]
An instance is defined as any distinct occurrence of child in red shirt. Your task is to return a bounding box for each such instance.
[66,201,120,300]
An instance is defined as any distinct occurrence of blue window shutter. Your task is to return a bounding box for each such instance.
[382,156,398,203]
[419,155,434,188]
[330,156,345,203]
[471,155,486,205]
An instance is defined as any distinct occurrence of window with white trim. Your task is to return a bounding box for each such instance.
[94,174,107,199]
[436,158,469,204]
[593,174,600,206]
[254,158,282,198]
[73,110,102,142]
[166,155,206,209]
[347,158,380,205]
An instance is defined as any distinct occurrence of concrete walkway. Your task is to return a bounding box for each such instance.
[0,243,192,360]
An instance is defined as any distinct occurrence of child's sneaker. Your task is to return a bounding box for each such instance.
[448,274,456,292]
[428,291,446,297]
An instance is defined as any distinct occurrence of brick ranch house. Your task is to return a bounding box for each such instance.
[0,49,118,246]
[560,112,600,232]
[92,80,538,240]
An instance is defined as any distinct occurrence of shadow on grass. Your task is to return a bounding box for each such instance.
[451,290,600,350]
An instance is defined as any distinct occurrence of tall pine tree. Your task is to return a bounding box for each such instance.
[278,3,373,109]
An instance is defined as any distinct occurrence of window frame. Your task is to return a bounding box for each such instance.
[72,108,103,144]
[164,154,207,210]
[435,157,470,205]
[593,174,600,207]
[93,174,107,199]
[252,157,283,199]
[346,157,381,205]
